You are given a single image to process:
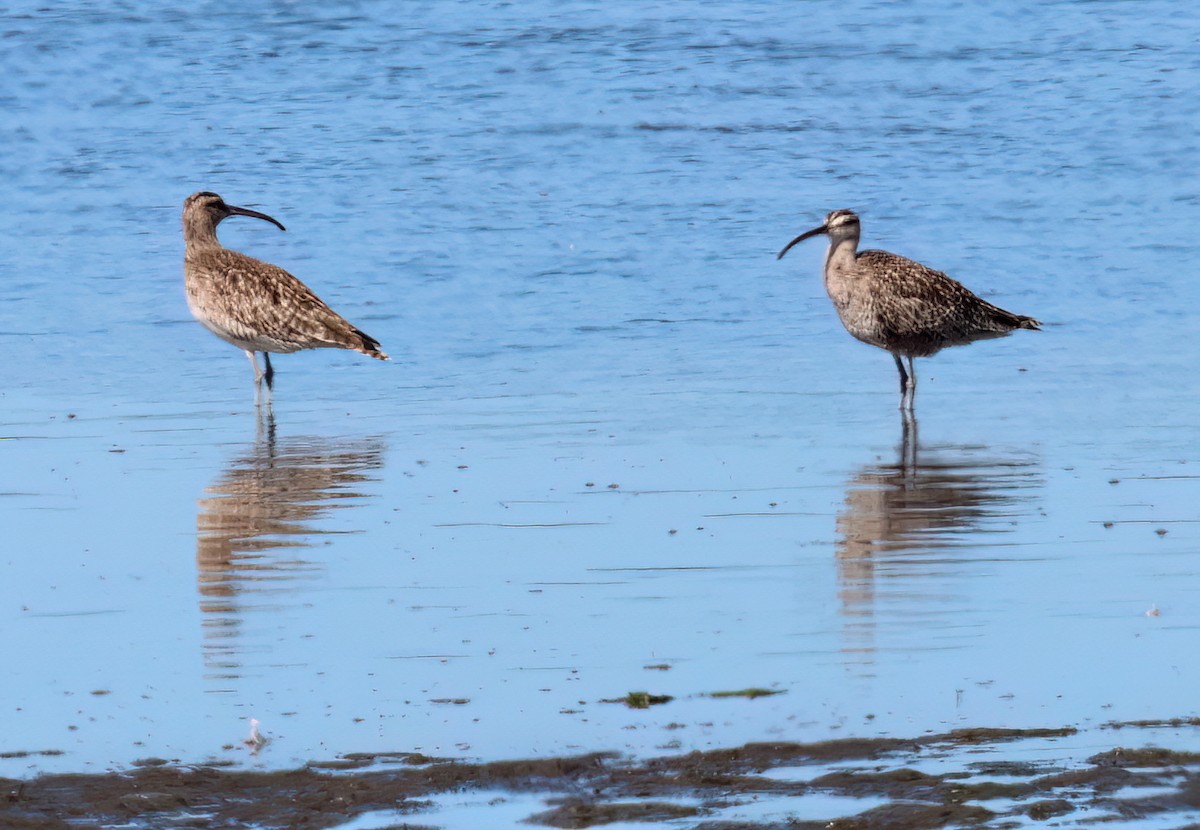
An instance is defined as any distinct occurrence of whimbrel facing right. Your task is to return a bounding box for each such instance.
[182,191,388,400]
[777,209,1039,411]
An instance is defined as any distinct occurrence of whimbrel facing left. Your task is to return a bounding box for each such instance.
[182,191,388,399]
[777,209,1039,411]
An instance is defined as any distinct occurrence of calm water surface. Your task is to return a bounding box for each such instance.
[3,0,1200,785]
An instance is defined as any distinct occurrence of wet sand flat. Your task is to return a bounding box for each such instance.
[7,723,1200,829]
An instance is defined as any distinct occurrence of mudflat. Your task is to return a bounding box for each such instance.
[7,723,1200,829]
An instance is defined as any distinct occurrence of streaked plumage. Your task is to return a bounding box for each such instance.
[777,209,1039,410]
[182,191,387,398]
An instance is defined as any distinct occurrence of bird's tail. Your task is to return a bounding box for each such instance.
[989,304,1041,332]
[354,328,390,361]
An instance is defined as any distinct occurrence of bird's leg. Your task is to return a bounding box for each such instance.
[245,350,273,409]
[242,352,259,383]
[893,354,909,410]
[904,356,917,411]
[245,350,263,385]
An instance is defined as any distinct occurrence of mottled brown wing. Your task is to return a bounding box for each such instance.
[856,250,1030,344]
[192,249,379,353]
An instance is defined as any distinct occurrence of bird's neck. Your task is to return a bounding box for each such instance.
[184,222,223,257]
[824,236,859,275]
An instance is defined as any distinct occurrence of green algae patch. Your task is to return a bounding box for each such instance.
[707,687,785,700]
[601,691,674,709]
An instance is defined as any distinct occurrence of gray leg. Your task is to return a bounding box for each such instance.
[904,356,917,411]
[245,351,272,408]
[245,350,262,384]
[897,352,912,412]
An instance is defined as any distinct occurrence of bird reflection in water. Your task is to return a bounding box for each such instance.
[837,419,1041,657]
[196,415,385,681]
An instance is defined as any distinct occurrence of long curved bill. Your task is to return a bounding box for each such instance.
[228,204,286,232]
[776,224,827,260]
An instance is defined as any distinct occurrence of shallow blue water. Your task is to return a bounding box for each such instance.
[3,0,1200,779]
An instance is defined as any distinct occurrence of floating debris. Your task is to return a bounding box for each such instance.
[708,688,785,700]
[244,718,270,753]
[602,692,673,709]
